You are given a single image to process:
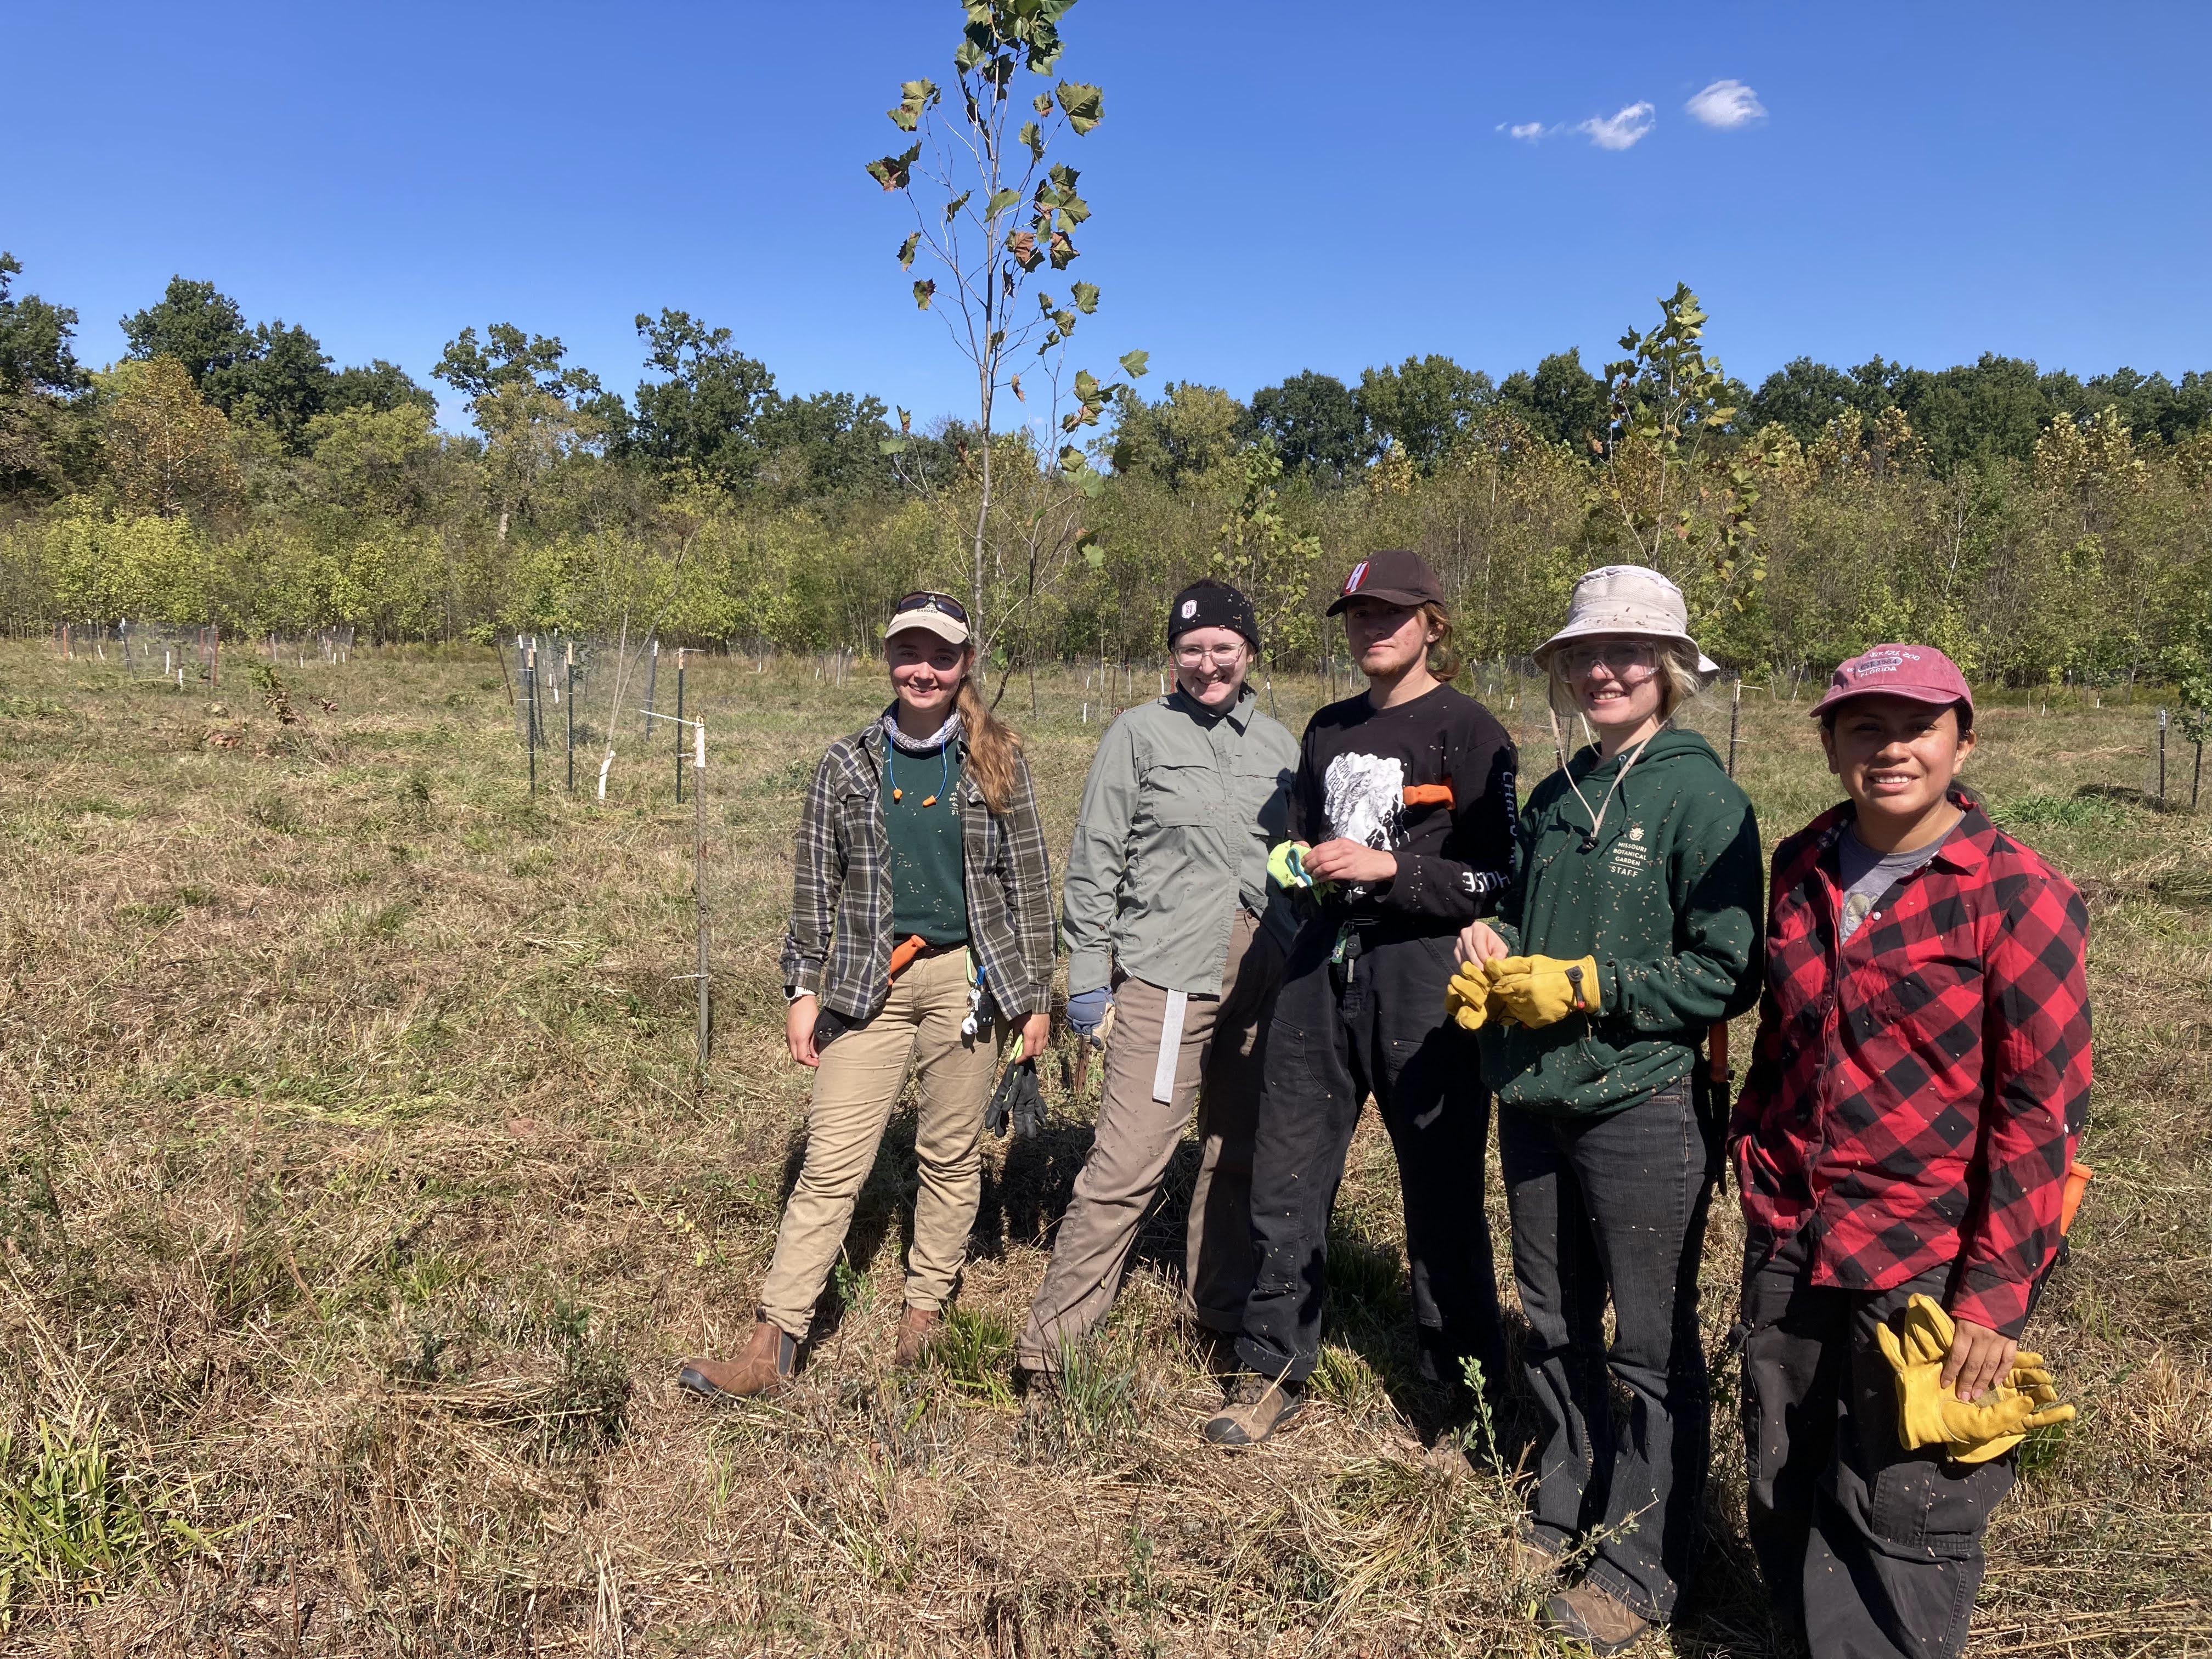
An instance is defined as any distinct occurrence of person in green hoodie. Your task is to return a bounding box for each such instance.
[1453,565,1763,1654]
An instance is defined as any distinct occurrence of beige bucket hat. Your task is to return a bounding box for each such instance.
[1535,565,1720,681]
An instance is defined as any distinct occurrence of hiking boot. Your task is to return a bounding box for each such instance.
[1510,1522,1566,1583]
[1540,1579,1650,1654]
[677,1319,795,1400]
[892,1305,942,1368]
[1203,1372,1305,1446]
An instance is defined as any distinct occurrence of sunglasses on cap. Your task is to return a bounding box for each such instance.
[893,591,968,624]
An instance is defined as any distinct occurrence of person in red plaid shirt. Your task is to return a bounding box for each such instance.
[1731,644,2091,1659]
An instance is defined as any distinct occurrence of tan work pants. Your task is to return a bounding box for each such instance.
[1017,908,1281,1370]
[758,946,996,1341]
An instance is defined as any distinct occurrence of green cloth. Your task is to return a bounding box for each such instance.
[1061,687,1300,997]
[882,741,968,946]
[1479,726,1763,1119]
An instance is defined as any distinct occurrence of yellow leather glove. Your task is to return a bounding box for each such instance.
[1485,954,1601,1027]
[1874,1294,2075,1464]
[1267,840,1311,890]
[1444,961,1492,1031]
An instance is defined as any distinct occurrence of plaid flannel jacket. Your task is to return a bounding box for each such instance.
[1731,789,2091,1336]
[780,715,1055,1026]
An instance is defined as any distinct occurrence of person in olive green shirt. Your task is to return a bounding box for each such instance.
[1454,565,1762,1655]
[1015,580,1299,1379]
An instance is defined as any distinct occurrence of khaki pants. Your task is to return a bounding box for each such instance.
[1017,909,1282,1370]
[758,946,996,1341]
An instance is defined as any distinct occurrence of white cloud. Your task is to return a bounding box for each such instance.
[1577,102,1655,150]
[1504,121,1550,141]
[1686,79,1766,128]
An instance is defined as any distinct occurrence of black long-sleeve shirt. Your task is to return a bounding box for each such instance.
[1287,682,1519,933]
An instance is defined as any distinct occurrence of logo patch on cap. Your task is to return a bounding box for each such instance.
[1180,600,1196,619]
[1343,561,1369,596]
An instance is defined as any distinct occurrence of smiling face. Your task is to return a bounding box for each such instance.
[1341,598,1436,683]
[1560,633,1667,739]
[1172,624,1250,709]
[885,629,971,725]
[1821,693,1976,830]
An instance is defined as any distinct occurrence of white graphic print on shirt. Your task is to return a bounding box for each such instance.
[1323,752,1405,849]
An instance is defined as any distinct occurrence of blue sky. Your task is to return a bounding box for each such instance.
[8,1,2209,432]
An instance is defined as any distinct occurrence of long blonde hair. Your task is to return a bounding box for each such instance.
[956,668,1023,812]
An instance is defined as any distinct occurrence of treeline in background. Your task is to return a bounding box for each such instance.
[3,252,2211,707]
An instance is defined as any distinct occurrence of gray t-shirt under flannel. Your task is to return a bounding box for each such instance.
[1837,822,1951,941]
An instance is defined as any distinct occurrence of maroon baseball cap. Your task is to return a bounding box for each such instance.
[1808,644,1974,723]
[1327,549,1445,616]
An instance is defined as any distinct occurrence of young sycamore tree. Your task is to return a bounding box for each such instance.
[1596,283,1763,631]
[868,0,1146,689]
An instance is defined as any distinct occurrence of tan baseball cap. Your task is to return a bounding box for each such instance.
[883,590,970,646]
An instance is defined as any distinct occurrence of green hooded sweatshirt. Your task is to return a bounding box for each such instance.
[1479,727,1763,1119]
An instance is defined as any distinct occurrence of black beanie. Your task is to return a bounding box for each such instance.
[1166,579,1260,650]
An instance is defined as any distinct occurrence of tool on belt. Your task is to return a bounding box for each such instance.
[813,934,934,1052]
[986,1033,1043,1139]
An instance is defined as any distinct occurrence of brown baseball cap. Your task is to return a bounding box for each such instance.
[1327,549,1445,616]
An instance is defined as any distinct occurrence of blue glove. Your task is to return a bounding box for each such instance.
[1066,986,1113,1038]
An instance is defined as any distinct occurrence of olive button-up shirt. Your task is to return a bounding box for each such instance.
[1061,688,1300,998]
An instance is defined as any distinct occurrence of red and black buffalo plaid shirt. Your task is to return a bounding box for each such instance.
[1732,789,2091,1336]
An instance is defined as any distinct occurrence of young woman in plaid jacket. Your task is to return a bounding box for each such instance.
[1732,645,2089,1659]
[678,592,1055,1400]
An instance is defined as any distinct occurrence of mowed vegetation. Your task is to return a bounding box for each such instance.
[0,642,2207,1656]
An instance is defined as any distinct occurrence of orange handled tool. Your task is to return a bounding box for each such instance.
[887,934,929,980]
[2059,1161,2094,1235]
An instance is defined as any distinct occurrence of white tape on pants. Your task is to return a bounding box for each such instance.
[1152,990,1187,1104]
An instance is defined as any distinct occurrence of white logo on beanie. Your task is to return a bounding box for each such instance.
[1180,600,1196,619]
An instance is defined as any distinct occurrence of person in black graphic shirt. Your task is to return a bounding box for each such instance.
[1205,549,1518,1447]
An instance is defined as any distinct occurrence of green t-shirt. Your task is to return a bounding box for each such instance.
[883,741,968,945]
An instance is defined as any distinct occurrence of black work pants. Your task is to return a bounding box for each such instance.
[1499,1079,1717,1622]
[1740,1227,2016,1659]
[1234,921,1506,1390]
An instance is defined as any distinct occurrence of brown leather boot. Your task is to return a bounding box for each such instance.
[892,1305,942,1368]
[678,1319,795,1400]
[1540,1579,1650,1654]
[1202,1372,1305,1446]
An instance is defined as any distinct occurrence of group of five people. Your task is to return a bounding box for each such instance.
[678,551,2088,1658]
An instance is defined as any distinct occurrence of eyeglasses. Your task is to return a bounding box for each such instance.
[893,591,968,624]
[1561,640,1659,675]
[1173,643,1247,666]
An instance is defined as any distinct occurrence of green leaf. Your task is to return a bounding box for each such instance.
[987,187,1022,217]
[944,190,972,222]
[1020,120,1044,161]
[1056,80,1104,134]
[1034,92,1054,116]
[879,436,910,455]
[1053,309,1076,333]
[1118,348,1150,379]
[913,279,936,311]
[1049,162,1081,191]
[1047,230,1078,268]
[1069,281,1099,313]
[1073,369,1100,401]
[888,78,940,131]
[897,232,921,270]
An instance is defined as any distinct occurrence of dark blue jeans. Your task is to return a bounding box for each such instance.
[1499,1077,1717,1622]
[1235,922,1508,1391]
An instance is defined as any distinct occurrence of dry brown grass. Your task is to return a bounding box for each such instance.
[0,644,2205,1656]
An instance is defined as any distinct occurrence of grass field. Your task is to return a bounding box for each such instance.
[0,640,2207,1657]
